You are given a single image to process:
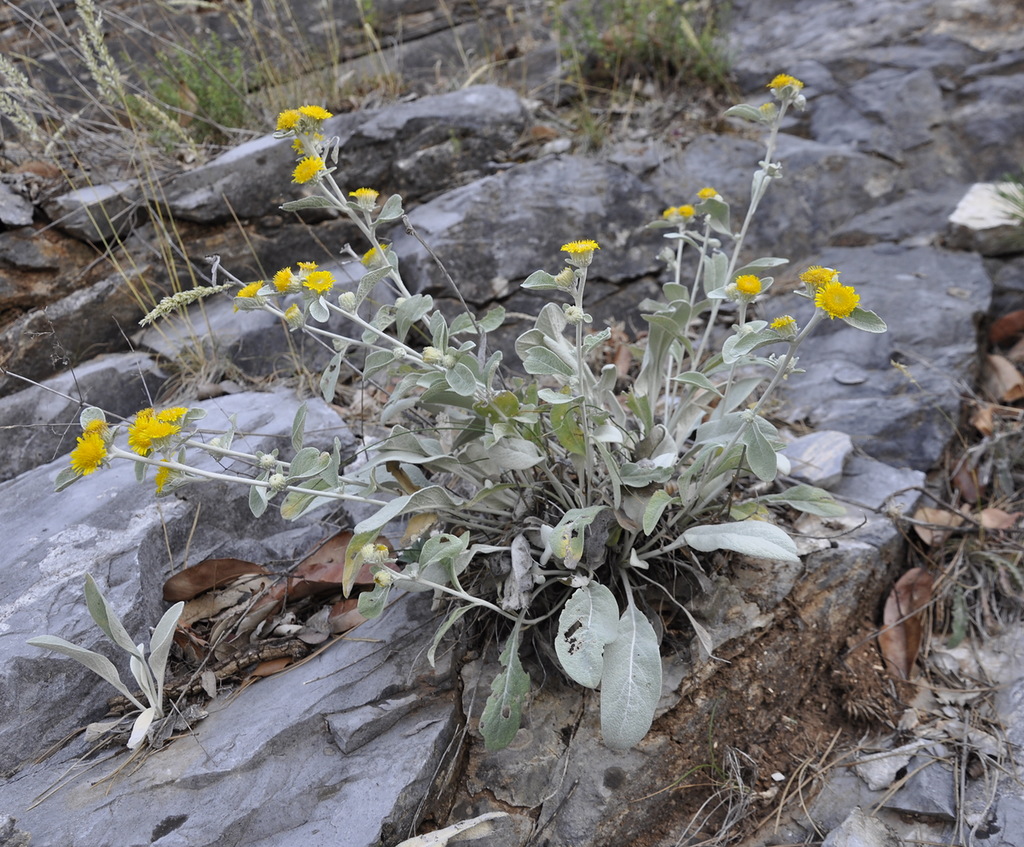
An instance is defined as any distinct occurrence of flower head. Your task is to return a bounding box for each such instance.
[360,543,392,564]
[82,418,109,437]
[735,275,762,297]
[770,315,798,336]
[276,109,301,132]
[361,244,388,268]
[154,464,172,493]
[127,408,182,457]
[348,187,379,211]
[697,187,719,200]
[298,105,332,121]
[304,270,335,295]
[768,74,804,92]
[292,156,325,185]
[662,204,695,223]
[561,239,600,267]
[338,291,357,312]
[283,304,304,330]
[799,265,839,290]
[237,281,262,299]
[273,267,298,293]
[69,431,107,476]
[815,281,860,319]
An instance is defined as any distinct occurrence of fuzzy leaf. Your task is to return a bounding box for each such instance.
[84,574,142,659]
[149,602,184,706]
[555,583,620,688]
[26,635,145,711]
[357,580,391,619]
[742,422,778,482]
[428,604,473,668]
[54,466,80,492]
[377,193,404,222]
[842,307,888,333]
[723,103,765,123]
[643,490,676,535]
[127,706,156,749]
[682,521,800,563]
[480,633,531,751]
[521,269,561,291]
[600,603,662,750]
[523,347,575,379]
[280,195,336,211]
[290,402,307,452]
[759,484,846,517]
[478,306,506,333]
[320,350,345,403]
[445,361,479,397]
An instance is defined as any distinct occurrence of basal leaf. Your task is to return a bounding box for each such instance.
[555,583,619,689]
[682,521,800,563]
[600,603,662,750]
[479,632,531,751]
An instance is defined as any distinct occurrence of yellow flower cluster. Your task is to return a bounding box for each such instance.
[767,74,803,92]
[127,407,188,457]
[276,105,333,132]
[662,204,695,222]
[69,430,107,476]
[799,266,860,319]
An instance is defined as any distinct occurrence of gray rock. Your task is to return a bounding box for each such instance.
[0,352,168,483]
[822,807,905,847]
[0,182,34,227]
[163,86,527,224]
[782,430,854,490]
[945,182,1024,256]
[0,389,352,771]
[42,180,143,243]
[883,750,957,820]
[952,73,1024,179]
[834,187,967,248]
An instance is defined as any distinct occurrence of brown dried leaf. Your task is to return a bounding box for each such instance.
[329,597,368,634]
[970,403,995,437]
[951,462,981,504]
[247,657,294,679]
[163,558,269,602]
[982,354,1024,403]
[989,309,1024,346]
[912,507,966,546]
[879,568,934,680]
[979,507,1021,530]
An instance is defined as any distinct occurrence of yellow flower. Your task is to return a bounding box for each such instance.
[349,187,379,209]
[768,74,804,91]
[69,431,107,476]
[815,281,860,319]
[662,205,695,222]
[127,408,182,456]
[361,245,388,267]
[304,270,335,294]
[154,464,171,493]
[298,105,332,121]
[561,239,600,255]
[697,187,718,200]
[276,109,301,132]
[799,265,839,289]
[82,418,109,436]
[297,261,318,271]
[157,407,188,423]
[284,304,303,329]
[237,281,262,299]
[292,156,324,184]
[273,267,296,293]
[770,315,797,334]
[735,275,762,296]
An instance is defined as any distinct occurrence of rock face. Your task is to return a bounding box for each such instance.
[2,0,1023,845]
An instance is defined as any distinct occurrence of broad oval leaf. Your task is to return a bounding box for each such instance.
[555,583,620,688]
[600,604,662,750]
[682,521,800,563]
[480,633,531,751]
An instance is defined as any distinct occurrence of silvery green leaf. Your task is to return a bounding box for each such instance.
[671,371,723,395]
[600,603,662,750]
[842,307,888,333]
[760,484,846,517]
[357,265,394,304]
[149,602,184,706]
[537,388,576,404]
[702,198,731,237]
[395,293,433,340]
[742,423,778,482]
[54,466,80,492]
[289,446,328,478]
[618,462,674,487]
[376,193,404,222]
[722,325,774,364]
[320,350,345,403]
[134,461,146,484]
[555,582,619,689]
[280,479,334,520]
[26,635,145,711]
[127,706,156,749]
[478,306,505,333]
[723,103,764,123]
[523,347,574,378]
[445,361,479,397]
[130,650,157,709]
[733,257,788,276]
[485,438,544,470]
[679,605,715,660]
[79,406,105,429]
[704,250,729,293]
[364,349,395,380]
[290,402,307,452]
[682,521,800,563]
[308,297,329,323]
[480,633,530,751]
[520,269,561,291]
[280,195,336,211]
[84,574,143,659]
[582,327,612,354]
[428,604,473,667]
[592,421,624,443]
[643,490,676,535]
[392,812,509,847]
[357,580,391,619]
[249,483,270,518]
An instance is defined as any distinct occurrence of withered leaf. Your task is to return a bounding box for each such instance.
[163,558,269,602]
[879,567,934,680]
[912,507,965,546]
[982,354,1024,403]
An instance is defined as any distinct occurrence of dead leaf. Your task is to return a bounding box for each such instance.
[951,462,981,504]
[982,354,1024,403]
[164,558,269,602]
[969,403,995,437]
[989,309,1024,346]
[247,657,294,679]
[329,597,368,633]
[879,567,934,680]
[1007,335,1024,364]
[912,507,965,546]
[979,507,1021,530]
